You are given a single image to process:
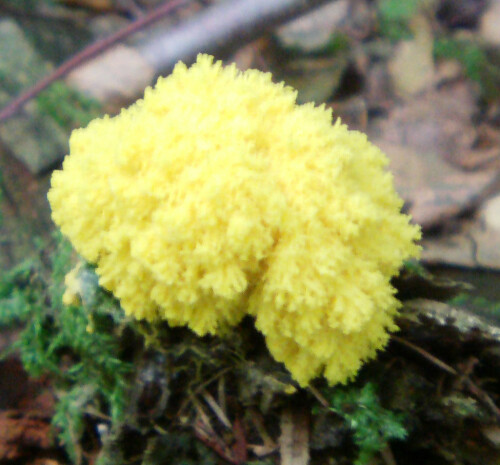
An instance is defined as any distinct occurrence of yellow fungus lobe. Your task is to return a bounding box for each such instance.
[48,54,421,386]
[62,264,83,306]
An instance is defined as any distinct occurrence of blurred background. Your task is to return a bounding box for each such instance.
[1,0,500,463]
[1,0,500,293]
[1,0,500,332]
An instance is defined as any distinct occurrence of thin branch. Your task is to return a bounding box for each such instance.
[248,409,277,452]
[381,445,398,465]
[176,367,232,419]
[0,0,188,122]
[392,335,500,420]
[308,385,329,408]
[232,416,248,463]
[202,389,232,429]
[462,377,500,420]
[391,335,457,376]
[194,426,240,465]
[0,0,334,123]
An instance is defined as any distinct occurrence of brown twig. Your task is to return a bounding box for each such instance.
[391,335,458,376]
[176,367,232,419]
[0,0,188,122]
[392,335,500,421]
[0,0,334,123]
[248,409,277,453]
[232,416,248,463]
[380,445,398,465]
[202,389,232,429]
[308,385,329,408]
[462,378,500,421]
[194,418,239,464]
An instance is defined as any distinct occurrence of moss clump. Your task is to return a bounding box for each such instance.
[0,235,132,463]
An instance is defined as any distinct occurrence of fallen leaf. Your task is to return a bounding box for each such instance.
[421,191,500,269]
[370,81,499,229]
[0,357,54,412]
[0,411,53,460]
[29,460,63,465]
[454,123,500,170]
[374,140,498,229]
[374,82,477,163]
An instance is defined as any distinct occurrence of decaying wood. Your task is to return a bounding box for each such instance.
[280,407,310,465]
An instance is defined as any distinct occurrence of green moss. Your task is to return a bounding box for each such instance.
[1,234,413,464]
[377,0,423,41]
[36,81,102,131]
[434,38,500,100]
[0,234,132,462]
[320,382,408,465]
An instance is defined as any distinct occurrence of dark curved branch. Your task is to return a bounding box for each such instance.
[0,0,187,122]
[0,0,334,123]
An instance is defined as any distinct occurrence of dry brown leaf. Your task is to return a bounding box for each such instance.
[370,82,499,229]
[375,140,498,230]
[374,82,477,163]
[422,191,500,269]
[0,411,53,460]
[454,124,500,170]
[29,459,63,465]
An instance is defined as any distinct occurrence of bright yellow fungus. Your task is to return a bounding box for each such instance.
[49,54,421,386]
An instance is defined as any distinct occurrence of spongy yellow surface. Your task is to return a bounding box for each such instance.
[49,55,420,386]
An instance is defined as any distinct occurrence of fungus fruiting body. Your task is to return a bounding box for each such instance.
[49,54,421,386]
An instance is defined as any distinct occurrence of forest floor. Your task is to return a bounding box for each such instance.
[1,1,500,464]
